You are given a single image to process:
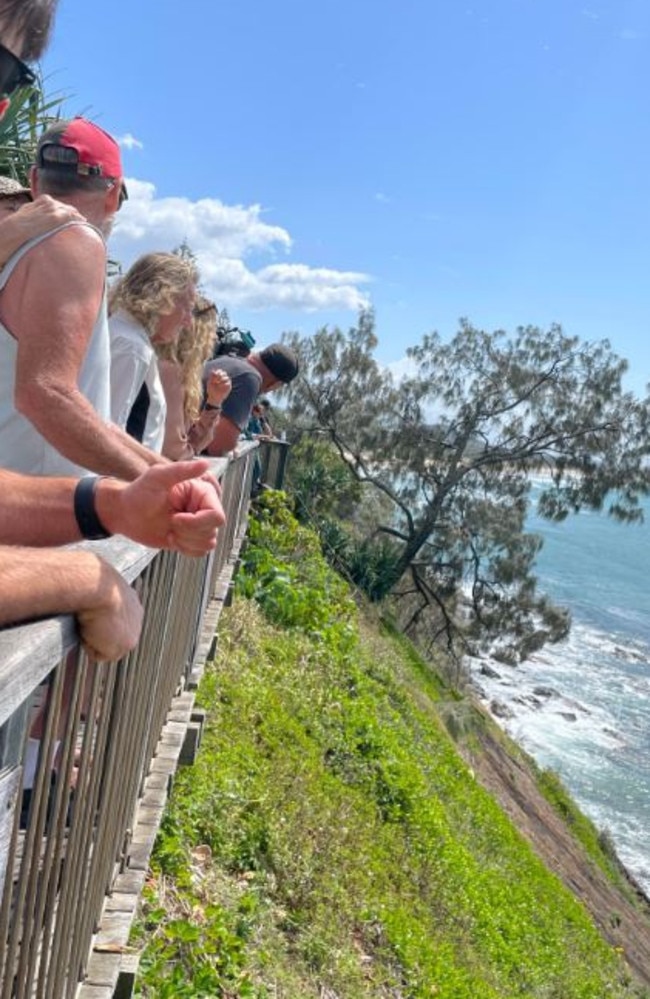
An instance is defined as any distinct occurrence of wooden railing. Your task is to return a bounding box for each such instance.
[0,440,288,999]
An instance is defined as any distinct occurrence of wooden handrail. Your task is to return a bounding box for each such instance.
[0,439,289,999]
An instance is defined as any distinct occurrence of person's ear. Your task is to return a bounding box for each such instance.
[106,180,122,214]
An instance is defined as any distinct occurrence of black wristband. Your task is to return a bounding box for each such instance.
[73,476,112,540]
[203,403,222,412]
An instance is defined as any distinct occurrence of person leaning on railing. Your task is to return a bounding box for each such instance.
[108,253,199,454]
[0,1,226,660]
[0,459,226,659]
[157,296,232,461]
[203,343,299,457]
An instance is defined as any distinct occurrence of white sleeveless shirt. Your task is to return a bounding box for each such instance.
[0,221,111,476]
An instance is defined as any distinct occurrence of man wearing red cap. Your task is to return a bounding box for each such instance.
[0,5,226,659]
[0,116,164,480]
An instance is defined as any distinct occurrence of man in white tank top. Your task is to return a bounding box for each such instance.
[0,116,171,479]
[0,6,226,659]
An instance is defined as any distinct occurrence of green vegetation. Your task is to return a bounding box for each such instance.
[0,74,66,182]
[133,493,646,997]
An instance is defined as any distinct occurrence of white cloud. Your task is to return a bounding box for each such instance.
[374,192,390,203]
[117,133,144,150]
[383,354,418,384]
[109,178,372,312]
[620,27,644,40]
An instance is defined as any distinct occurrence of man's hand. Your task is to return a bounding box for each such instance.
[0,195,83,266]
[95,460,226,556]
[0,547,143,662]
[76,556,143,661]
[206,369,232,407]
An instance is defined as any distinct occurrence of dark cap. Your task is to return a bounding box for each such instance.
[259,343,299,384]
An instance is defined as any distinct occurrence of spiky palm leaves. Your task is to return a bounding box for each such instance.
[0,72,66,183]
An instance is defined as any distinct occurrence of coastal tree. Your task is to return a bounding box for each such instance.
[283,312,650,664]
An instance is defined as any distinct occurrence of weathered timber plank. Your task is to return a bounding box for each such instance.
[94,912,133,951]
[149,756,176,775]
[104,893,140,914]
[139,787,168,811]
[110,869,147,895]
[0,616,77,727]
[127,842,155,871]
[77,985,114,999]
[142,772,169,791]
[114,953,140,999]
[84,950,124,986]
[160,721,186,743]
[0,766,20,891]
[133,805,165,829]
[152,744,180,763]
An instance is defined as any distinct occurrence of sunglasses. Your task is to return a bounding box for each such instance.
[193,304,217,318]
[0,42,36,98]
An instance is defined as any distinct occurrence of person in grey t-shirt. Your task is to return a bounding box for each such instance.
[203,343,298,456]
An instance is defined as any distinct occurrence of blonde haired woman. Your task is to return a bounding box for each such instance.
[109,252,198,452]
[157,296,231,460]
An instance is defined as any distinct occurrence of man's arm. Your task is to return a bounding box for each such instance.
[95,461,226,555]
[0,225,151,480]
[0,546,143,662]
[0,461,225,555]
[110,422,169,466]
[205,414,243,456]
[0,196,82,266]
[204,366,259,457]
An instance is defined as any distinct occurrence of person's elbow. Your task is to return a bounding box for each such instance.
[205,416,241,457]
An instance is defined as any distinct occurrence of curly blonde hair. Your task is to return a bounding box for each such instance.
[108,252,199,339]
[156,295,218,421]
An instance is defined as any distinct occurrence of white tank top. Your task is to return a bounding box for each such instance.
[0,221,111,476]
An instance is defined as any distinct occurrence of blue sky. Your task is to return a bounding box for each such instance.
[42,0,650,392]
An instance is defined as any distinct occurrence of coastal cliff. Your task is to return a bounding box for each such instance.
[450,698,650,987]
[132,496,650,997]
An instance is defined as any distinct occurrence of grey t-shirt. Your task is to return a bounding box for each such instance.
[203,354,262,430]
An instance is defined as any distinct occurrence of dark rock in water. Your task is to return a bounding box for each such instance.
[480,663,502,680]
[614,644,646,662]
[564,698,590,716]
[557,711,577,723]
[533,686,558,699]
[490,699,514,720]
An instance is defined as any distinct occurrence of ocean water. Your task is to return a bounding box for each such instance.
[469,484,650,892]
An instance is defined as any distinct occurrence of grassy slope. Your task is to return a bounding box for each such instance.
[133,494,649,998]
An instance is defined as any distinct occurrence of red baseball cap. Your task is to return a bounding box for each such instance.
[36,117,125,192]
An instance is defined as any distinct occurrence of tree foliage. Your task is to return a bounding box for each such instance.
[283,311,650,664]
[0,73,67,183]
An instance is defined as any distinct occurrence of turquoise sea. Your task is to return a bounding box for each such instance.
[470,484,650,892]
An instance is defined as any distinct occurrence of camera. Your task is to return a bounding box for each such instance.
[213,326,256,359]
